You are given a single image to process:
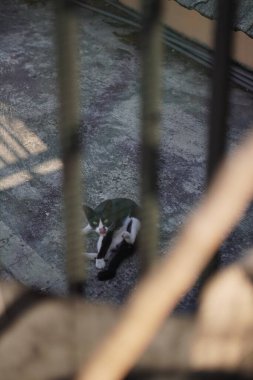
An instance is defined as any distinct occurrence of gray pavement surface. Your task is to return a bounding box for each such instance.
[1,0,253,309]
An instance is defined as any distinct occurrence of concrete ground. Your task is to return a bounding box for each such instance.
[1,0,253,309]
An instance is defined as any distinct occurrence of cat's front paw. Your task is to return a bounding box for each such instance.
[122,231,133,244]
[96,258,106,269]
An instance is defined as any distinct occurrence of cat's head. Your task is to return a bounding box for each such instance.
[83,201,114,236]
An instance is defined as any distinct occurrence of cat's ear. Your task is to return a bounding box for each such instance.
[83,205,95,221]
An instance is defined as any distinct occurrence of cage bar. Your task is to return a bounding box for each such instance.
[54,0,85,294]
[140,0,162,272]
[202,0,236,283]
[208,0,236,182]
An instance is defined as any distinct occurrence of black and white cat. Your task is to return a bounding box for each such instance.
[82,198,141,280]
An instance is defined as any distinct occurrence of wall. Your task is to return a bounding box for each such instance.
[120,0,253,70]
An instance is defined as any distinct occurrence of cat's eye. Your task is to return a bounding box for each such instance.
[92,221,97,226]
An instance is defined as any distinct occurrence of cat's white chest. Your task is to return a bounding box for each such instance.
[104,216,132,254]
[97,221,129,252]
[97,235,104,252]
[110,225,127,250]
[95,228,125,269]
[96,216,139,258]
[96,221,128,253]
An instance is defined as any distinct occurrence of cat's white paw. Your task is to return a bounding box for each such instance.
[84,252,97,259]
[96,258,106,269]
[122,231,133,244]
[81,225,92,235]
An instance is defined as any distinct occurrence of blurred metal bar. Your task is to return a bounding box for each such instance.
[54,0,85,295]
[208,0,236,183]
[202,0,236,282]
[140,0,162,272]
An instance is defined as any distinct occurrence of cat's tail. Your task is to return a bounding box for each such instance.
[83,252,97,259]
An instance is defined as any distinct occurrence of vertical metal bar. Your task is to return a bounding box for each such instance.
[140,0,162,272]
[208,0,236,183]
[202,0,236,283]
[55,0,85,295]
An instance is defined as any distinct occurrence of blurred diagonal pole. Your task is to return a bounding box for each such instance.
[140,0,162,272]
[55,0,85,295]
[201,0,236,284]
